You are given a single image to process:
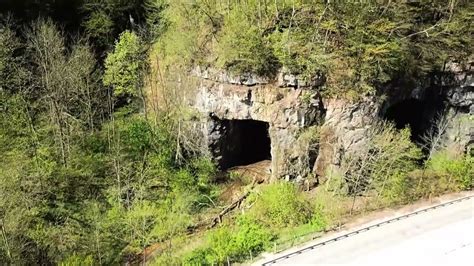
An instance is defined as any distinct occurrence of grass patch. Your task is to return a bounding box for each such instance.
[425,151,473,191]
[180,216,273,265]
[248,182,313,228]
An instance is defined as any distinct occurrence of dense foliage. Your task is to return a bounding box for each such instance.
[154,0,472,95]
[0,1,472,265]
[0,15,215,264]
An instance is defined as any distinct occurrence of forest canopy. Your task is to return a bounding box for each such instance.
[154,0,473,95]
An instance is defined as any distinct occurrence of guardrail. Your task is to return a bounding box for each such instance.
[262,195,474,265]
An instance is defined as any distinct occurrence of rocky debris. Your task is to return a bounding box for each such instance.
[446,86,474,109]
[443,59,473,87]
[277,72,311,88]
[228,160,272,184]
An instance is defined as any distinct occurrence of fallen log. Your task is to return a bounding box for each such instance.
[208,190,251,228]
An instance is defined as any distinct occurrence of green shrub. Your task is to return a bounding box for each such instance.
[427,152,473,190]
[182,217,272,265]
[189,157,217,194]
[324,167,349,195]
[250,182,312,228]
[122,118,152,154]
[232,216,273,258]
[203,226,234,264]
[151,253,183,266]
[270,19,330,79]
[370,127,422,203]
[309,204,328,231]
[342,124,422,205]
[182,247,212,265]
[208,218,272,263]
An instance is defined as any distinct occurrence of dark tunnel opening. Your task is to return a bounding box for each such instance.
[384,99,426,141]
[383,94,446,145]
[210,118,271,170]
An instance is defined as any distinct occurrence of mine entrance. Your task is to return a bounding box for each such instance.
[384,99,426,141]
[211,118,271,170]
[383,95,446,144]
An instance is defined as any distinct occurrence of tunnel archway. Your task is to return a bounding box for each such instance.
[210,118,271,169]
[382,93,446,144]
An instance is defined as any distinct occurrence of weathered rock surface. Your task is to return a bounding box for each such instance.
[192,66,269,86]
[193,66,325,89]
[194,77,324,180]
[190,62,473,183]
[276,69,325,88]
[442,67,473,154]
[313,98,379,183]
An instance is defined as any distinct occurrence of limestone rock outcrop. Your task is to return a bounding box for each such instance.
[189,62,473,183]
[193,71,324,181]
[312,98,379,183]
[441,62,473,154]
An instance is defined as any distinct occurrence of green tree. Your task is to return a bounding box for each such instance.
[82,9,114,48]
[104,30,144,98]
[27,19,102,164]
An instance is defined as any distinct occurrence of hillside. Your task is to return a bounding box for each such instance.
[0,1,472,265]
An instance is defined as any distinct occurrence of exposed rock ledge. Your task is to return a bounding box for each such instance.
[192,66,323,89]
[190,63,473,183]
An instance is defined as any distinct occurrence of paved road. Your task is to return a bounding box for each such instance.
[261,196,474,265]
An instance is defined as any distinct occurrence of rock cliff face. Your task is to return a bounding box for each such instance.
[191,63,473,182]
[315,61,473,182]
[441,63,473,154]
[193,68,324,181]
[312,97,379,183]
